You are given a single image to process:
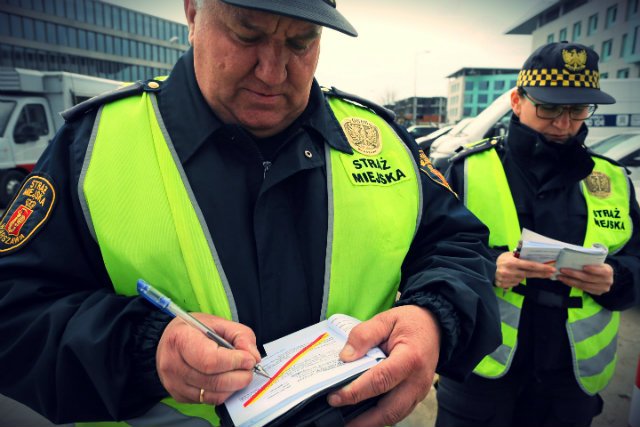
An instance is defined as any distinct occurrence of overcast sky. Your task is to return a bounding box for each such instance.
[104,0,555,103]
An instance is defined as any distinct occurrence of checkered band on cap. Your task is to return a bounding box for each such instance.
[517,68,600,89]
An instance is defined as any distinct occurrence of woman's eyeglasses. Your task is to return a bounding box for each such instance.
[522,91,597,121]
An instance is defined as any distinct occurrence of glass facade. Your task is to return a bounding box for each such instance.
[0,0,189,81]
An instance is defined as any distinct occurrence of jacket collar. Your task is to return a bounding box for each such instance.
[506,114,594,184]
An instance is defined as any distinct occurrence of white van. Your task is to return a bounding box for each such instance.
[0,68,122,206]
[429,78,640,170]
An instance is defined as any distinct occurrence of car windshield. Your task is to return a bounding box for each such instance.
[590,133,640,158]
[0,100,16,137]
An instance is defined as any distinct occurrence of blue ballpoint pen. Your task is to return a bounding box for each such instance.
[137,279,270,379]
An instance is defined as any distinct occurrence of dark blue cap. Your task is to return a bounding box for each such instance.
[517,41,615,105]
[220,0,357,37]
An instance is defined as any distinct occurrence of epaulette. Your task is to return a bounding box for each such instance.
[321,86,396,123]
[586,147,626,168]
[61,79,163,122]
[449,136,504,164]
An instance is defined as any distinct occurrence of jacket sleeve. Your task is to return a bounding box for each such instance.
[593,178,640,310]
[395,137,501,381]
[0,113,171,423]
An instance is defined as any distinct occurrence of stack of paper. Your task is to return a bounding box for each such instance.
[517,228,608,278]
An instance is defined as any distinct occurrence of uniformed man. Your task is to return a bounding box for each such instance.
[0,1,501,426]
[437,41,640,427]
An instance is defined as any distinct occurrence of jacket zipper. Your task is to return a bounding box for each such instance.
[262,161,272,179]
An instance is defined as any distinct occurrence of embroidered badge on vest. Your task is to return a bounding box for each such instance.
[341,117,382,156]
[0,175,56,255]
[419,150,456,196]
[584,171,611,198]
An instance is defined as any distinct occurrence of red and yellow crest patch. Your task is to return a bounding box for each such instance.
[0,175,56,254]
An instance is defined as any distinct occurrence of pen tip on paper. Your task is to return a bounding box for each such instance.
[255,364,271,379]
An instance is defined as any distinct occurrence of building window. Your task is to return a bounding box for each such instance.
[64,0,75,20]
[75,0,85,22]
[67,27,77,48]
[621,33,629,57]
[56,24,67,46]
[465,81,474,91]
[54,0,65,17]
[23,17,35,41]
[606,5,617,29]
[10,15,23,39]
[478,94,488,103]
[617,68,629,78]
[494,80,505,90]
[601,72,609,79]
[559,27,567,41]
[588,13,598,36]
[634,26,640,55]
[628,0,639,19]
[0,13,8,37]
[601,39,613,61]
[112,6,120,31]
[464,94,473,103]
[547,33,554,43]
[104,4,112,28]
[46,22,56,44]
[35,19,45,42]
[463,107,472,117]
[479,81,489,90]
[78,29,86,49]
[86,0,95,24]
[120,9,128,32]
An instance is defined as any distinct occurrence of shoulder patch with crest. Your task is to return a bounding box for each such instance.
[419,150,457,196]
[0,174,56,255]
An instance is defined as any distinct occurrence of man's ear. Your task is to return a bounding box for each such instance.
[510,89,522,117]
[185,0,197,45]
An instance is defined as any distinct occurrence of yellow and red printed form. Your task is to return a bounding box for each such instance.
[224,314,386,427]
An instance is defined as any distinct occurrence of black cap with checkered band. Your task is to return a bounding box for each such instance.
[219,0,357,37]
[517,41,615,105]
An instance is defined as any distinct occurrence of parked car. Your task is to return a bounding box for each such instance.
[407,124,440,140]
[415,124,455,151]
[427,117,475,157]
[589,132,640,194]
[429,78,640,171]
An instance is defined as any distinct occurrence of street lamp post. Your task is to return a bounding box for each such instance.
[413,50,430,126]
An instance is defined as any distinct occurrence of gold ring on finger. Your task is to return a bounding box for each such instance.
[199,388,205,404]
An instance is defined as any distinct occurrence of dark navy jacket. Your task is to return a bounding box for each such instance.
[0,50,501,423]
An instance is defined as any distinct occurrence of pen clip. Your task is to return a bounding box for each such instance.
[137,279,173,316]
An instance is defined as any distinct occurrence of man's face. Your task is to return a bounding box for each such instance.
[185,0,322,138]
[510,89,585,144]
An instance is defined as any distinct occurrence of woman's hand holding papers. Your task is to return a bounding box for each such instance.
[495,251,556,289]
[556,263,614,295]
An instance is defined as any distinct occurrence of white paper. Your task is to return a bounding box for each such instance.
[517,228,608,279]
[224,314,386,427]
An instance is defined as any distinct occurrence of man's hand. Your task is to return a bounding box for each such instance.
[556,263,614,295]
[156,314,261,405]
[327,305,439,427]
[494,251,556,289]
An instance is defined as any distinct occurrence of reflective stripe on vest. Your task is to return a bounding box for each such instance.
[464,149,631,394]
[78,92,421,426]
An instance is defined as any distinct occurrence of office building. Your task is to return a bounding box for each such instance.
[446,67,519,123]
[507,0,640,79]
[0,0,189,82]
[390,96,447,126]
